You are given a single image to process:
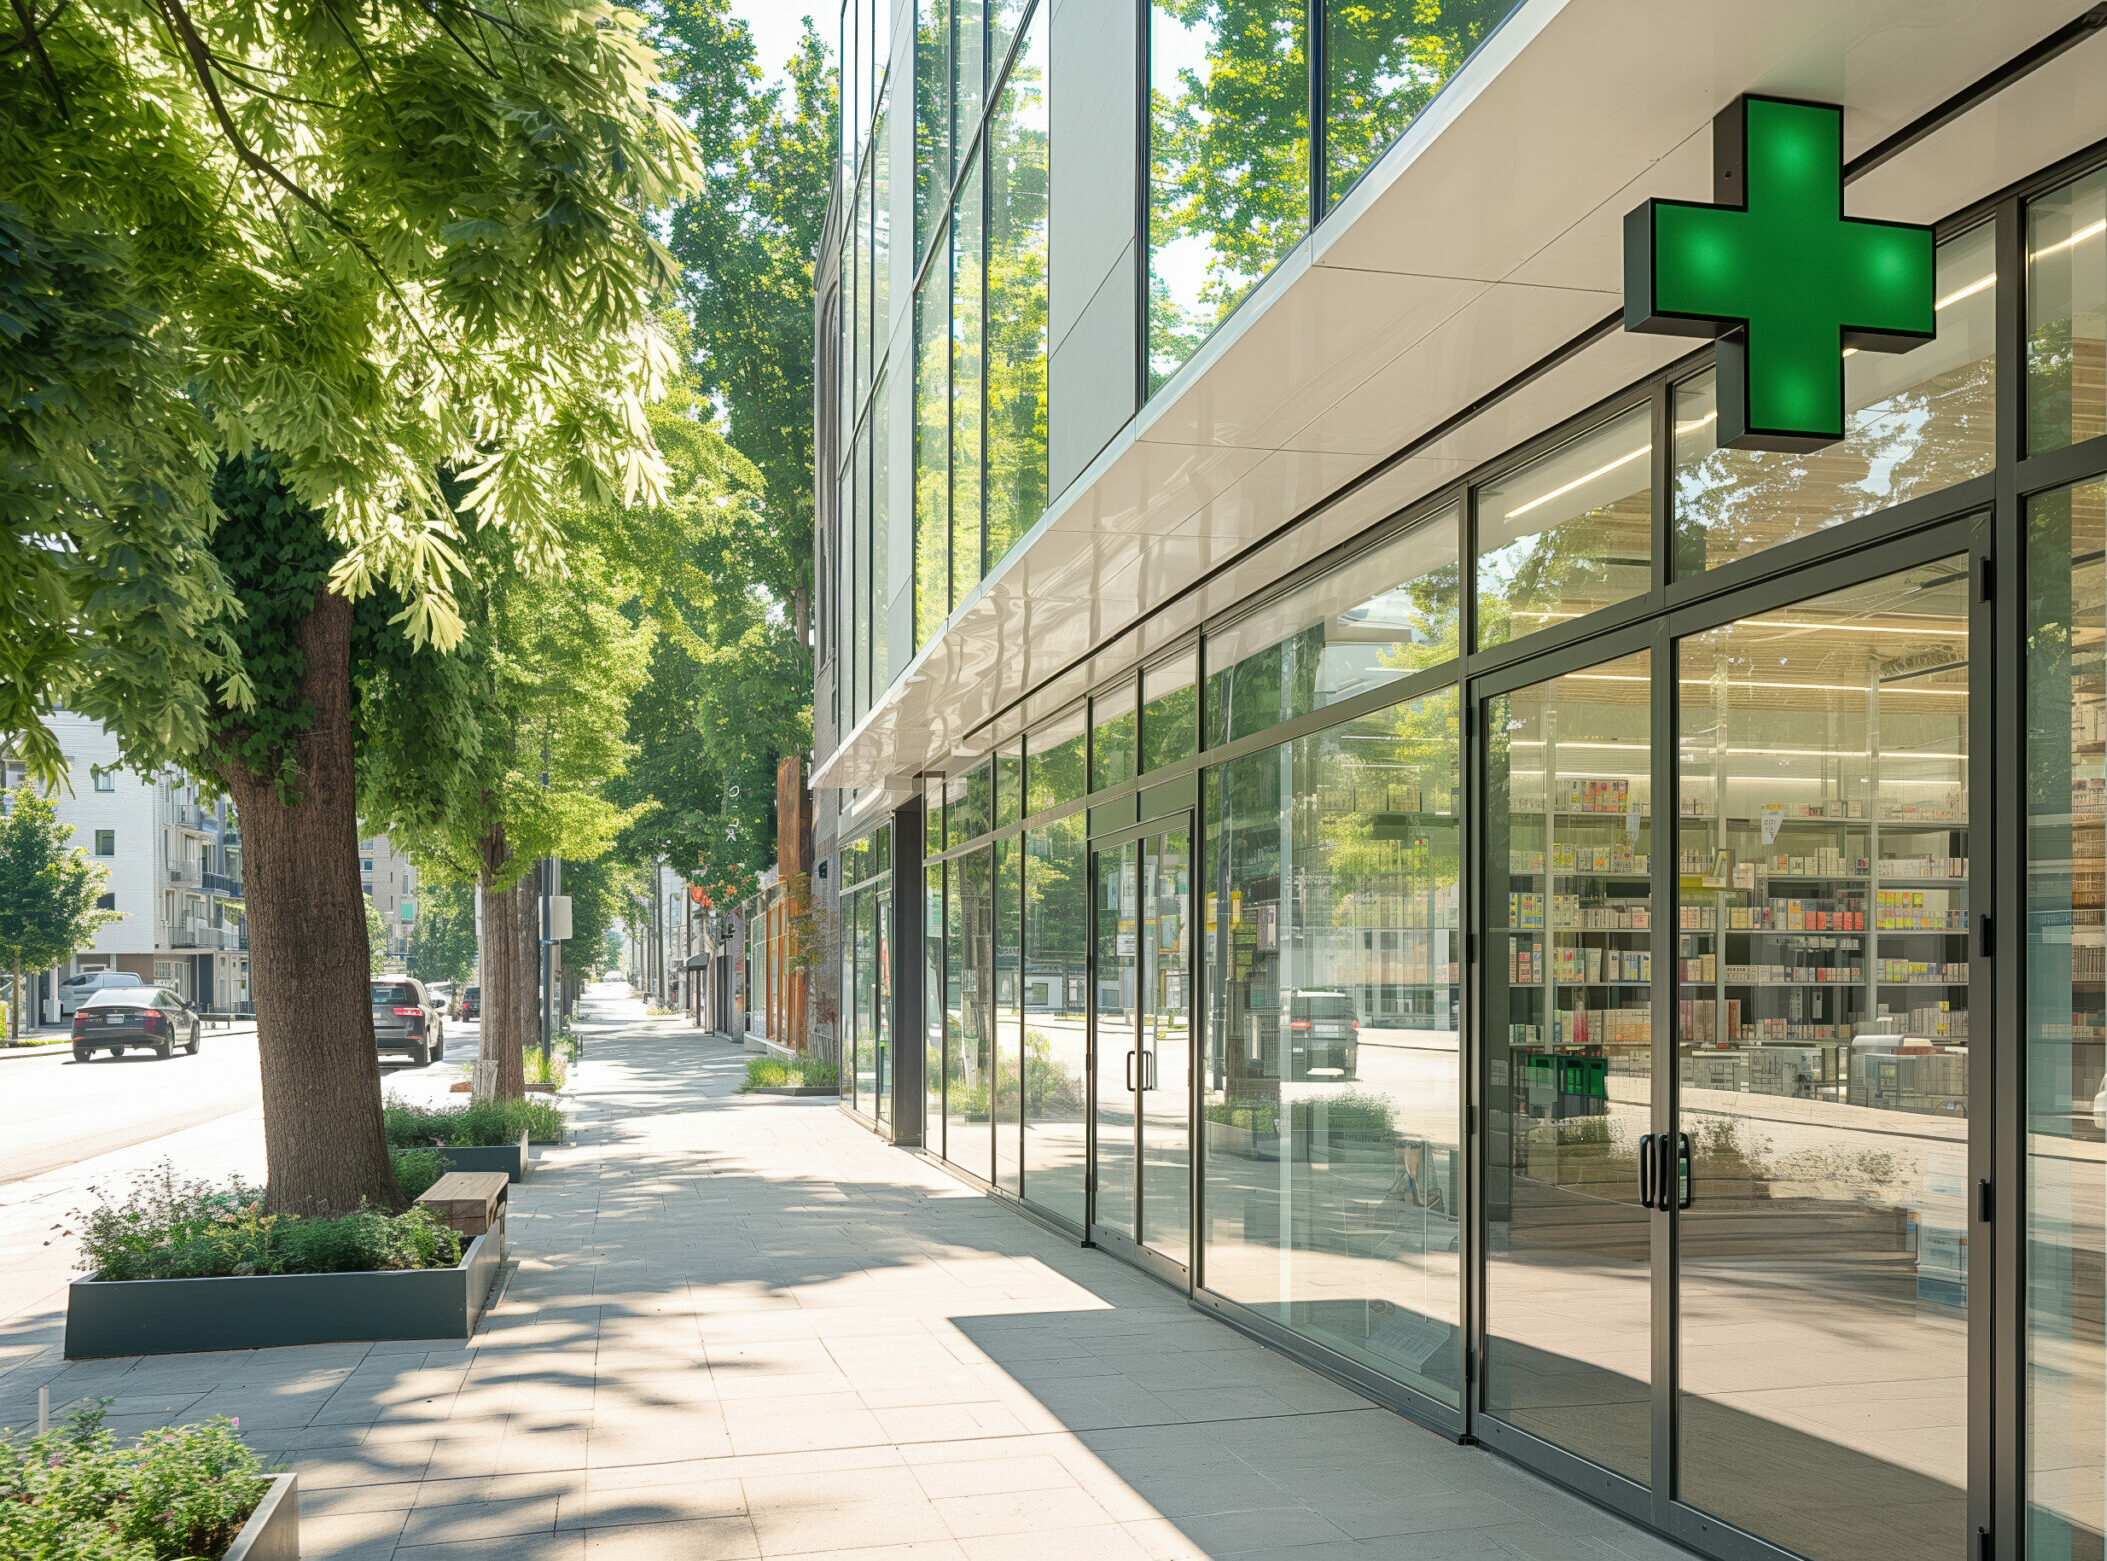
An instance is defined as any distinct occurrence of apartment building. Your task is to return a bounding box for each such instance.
[5,712,248,1017]
[359,831,418,963]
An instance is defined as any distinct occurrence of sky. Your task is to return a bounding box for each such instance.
[734,0,827,85]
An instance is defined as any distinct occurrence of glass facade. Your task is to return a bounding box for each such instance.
[825,46,2107,1561]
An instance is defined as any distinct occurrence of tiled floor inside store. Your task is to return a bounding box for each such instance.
[0,991,1694,1559]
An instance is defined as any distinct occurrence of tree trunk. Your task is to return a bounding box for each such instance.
[475,866,514,1102]
[220,589,402,1215]
[508,863,536,1093]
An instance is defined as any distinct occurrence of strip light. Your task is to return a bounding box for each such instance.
[2033,218,2107,260]
[1504,443,1651,521]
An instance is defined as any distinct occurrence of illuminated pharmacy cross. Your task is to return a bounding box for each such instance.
[1624,95,1935,452]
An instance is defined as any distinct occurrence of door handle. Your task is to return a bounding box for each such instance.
[1638,1133,1656,1209]
[1125,1051,1135,1092]
[1677,1131,1693,1209]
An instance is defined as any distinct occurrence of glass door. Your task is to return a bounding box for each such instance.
[1094,841,1137,1242]
[1670,555,1975,1561]
[1140,828,1193,1265]
[1090,822,1194,1276]
[1481,644,1659,1496]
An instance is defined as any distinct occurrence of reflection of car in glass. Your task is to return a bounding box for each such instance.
[1288,990,1359,1079]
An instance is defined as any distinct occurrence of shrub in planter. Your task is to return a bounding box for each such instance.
[71,1162,462,1282]
[1,1401,272,1559]
[383,1096,566,1147]
[741,1057,839,1092]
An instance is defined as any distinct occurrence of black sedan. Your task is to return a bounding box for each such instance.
[71,987,202,1061]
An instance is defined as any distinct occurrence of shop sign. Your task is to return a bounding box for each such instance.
[1624,95,1934,452]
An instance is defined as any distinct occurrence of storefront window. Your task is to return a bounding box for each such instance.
[952,148,985,607]
[949,846,995,1179]
[1206,505,1459,748]
[1203,689,1461,1403]
[854,889,877,1111]
[2028,474,2107,1559]
[1675,223,1997,575]
[1026,705,1087,814]
[1476,408,1651,650]
[994,736,1022,830]
[915,228,951,648]
[1139,652,1198,774]
[995,837,1023,1193]
[1092,679,1137,791]
[950,758,991,842]
[2028,167,2107,455]
[855,169,874,407]
[1024,814,1087,1226]
[1148,0,1308,392]
[1322,0,1510,211]
[984,12,1048,569]
[926,861,945,1156]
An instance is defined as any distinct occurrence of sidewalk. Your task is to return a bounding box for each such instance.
[0,987,1683,1561]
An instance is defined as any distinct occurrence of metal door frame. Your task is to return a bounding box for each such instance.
[1088,811,1196,1292]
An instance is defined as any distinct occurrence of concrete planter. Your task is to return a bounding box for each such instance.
[64,1228,502,1359]
[752,1085,840,1097]
[431,1131,530,1183]
[223,1473,299,1560]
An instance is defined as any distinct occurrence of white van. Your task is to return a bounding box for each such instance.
[59,969,145,1017]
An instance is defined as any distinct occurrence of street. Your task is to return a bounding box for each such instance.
[0,1021,472,1187]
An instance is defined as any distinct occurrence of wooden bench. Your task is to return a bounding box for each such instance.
[415,1171,510,1237]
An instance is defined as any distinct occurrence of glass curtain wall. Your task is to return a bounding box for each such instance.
[949,846,995,1180]
[926,861,945,1154]
[995,837,1024,1192]
[952,149,985,610]
[1322,0,1510,209]
[984,11,1047,568]
[916,245,951,646]
[1203,689,1462,1404]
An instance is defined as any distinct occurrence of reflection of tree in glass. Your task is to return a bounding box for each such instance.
[985,34,1049,566]
[1324,0,1510,208]
[1149,0,1307,385]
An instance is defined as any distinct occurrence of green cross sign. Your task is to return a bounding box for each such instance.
[1624,95,1935,452]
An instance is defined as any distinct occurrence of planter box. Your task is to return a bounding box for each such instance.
[752,1084,839,1096]
[432,1131,530,1183]
[224,1473,299,1561]
[64,1228,502,1359]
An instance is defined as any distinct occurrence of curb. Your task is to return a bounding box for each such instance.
[0,1041,75,1060]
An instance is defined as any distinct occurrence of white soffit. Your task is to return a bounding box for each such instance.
[814,0,2107,792]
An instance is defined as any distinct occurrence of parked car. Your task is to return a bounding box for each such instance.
[72,986,201,1061]
[458,985,480,1020]
[1286,989,1360,1080]
[371,977,445,1067]
[58,969,144,1018]
[427,981,454,1018]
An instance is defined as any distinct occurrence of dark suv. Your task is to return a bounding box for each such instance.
[1287,990,1360,1080]
[459,985,480,1019]
[371,978,444,1067]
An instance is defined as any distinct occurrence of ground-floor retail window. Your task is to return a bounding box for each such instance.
[1203,688,1462,1408]
[2029,473,2107,1560]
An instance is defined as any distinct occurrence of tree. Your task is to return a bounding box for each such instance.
[0,789,123,1038]
[407,879,478,990]
[5,0,703,1214]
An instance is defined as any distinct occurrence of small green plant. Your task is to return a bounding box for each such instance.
[69,1162,462,1282]
[742,1056,840,1091]
[0,1401,273,1560]
[523,1045,569,1089]
[389,1148,447,1202]
[383,1095,567,1147]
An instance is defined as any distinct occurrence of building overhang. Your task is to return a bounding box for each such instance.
[814,0,2107,791]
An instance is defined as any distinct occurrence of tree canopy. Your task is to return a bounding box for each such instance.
[0,787,122,1035]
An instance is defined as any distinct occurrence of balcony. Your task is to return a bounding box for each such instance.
[170,917,238,950]
[203,871,242,896]
[166,861,202,888]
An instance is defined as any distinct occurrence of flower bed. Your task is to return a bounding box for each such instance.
[1,1402,281,1559]
[71,1162,460,1284]
[63,1160,501,1358]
